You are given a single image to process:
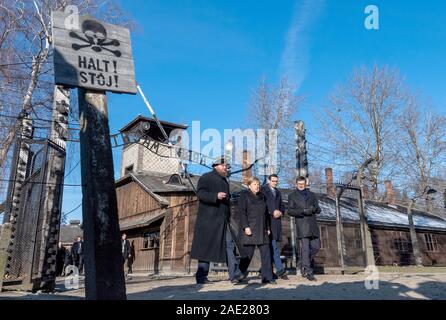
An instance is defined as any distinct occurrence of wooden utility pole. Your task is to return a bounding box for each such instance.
[356,159,375,268]
[78,88,126,300]
[334,186,346,273]
[295,121,309,183]
[52,10,137,299]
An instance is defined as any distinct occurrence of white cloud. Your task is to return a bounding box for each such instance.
[279,0,326,92]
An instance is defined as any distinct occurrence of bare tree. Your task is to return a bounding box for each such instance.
[317,65,406,198]
[395,95,446,211]
[248,76,303,186]
[0,0,134,168]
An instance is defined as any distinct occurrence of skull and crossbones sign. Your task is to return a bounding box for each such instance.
[69,20,121,57]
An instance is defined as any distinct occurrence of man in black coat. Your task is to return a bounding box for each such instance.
[56,242,67,277]
[190,156,246,284]
[121,233,132,275]
[261,174,288,280]
[287,176,321,281]
[71,236,84,275]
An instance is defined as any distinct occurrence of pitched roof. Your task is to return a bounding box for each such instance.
[116,171,246,194]
[59,224,83,244]
[119,210,165,231]
[116,171,446,232]
[119,115,188,133]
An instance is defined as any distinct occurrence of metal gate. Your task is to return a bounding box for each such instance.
[1,138,65,291]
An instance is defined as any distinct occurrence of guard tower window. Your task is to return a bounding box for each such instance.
[125,164,134,175]
[166,174,183,185]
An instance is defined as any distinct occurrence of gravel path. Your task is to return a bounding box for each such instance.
[1,272,446,300]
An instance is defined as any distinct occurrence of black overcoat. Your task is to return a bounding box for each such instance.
[287,189,321,239]
[260,185,285,242]
[190,170,247,263]
[237,189,271,246]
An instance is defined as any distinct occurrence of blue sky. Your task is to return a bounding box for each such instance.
[60,0,446,222]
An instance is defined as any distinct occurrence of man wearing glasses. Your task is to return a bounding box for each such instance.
[261,174,288,280]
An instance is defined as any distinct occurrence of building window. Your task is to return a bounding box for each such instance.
[320,226,329,249]
[353,228,362,249]
[125,164,134,175]
[424,233,438,252]
[143,230,160,249]
[393,232,410,252]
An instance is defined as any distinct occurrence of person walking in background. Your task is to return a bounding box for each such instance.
[63,246,73,276]
[261,174,288,280]
[238,177,275,285]
[71,236,84,275]
[287,176,321,281]
[121,233,132,275]
[56,242,67,277]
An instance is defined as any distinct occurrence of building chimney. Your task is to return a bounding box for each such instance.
[242,150,252,186]
[384,180,396,205]
[324,167,335,198]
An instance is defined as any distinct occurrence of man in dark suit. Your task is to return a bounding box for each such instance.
[71,236,84,275]
[261,174,288,280]
[287,176,321,281]
[121,233,132,275]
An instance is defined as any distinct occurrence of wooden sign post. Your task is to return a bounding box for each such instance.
[52,11,137,299]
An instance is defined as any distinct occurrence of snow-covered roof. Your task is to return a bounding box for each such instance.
[366,203,446,231]
[315,195,446,232]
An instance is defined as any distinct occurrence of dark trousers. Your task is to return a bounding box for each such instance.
[225,226,242,281]
[74,256,84,274]
[195,227,242,283]
[239,244,273,282]
[123,257,133,274]
[196,260,210,283]
[300,237,320,276]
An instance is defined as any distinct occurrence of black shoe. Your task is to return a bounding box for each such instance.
[233,271,249,283]
[272,273,278,280]
[306,273,316,282]
[196,278,212,285]
[262,280,277,285]
[276,269,289,279]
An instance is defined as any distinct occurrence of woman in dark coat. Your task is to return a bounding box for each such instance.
[238,176,275,284]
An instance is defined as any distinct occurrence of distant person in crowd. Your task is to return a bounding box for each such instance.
[121,233,132,275]
[71,236,84,275]
[287,176,321,281]
[63,246,73,276]
[238,177,275,285]
[56,242,67,277]
[190,156,247,285]
[261,174,288,280]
